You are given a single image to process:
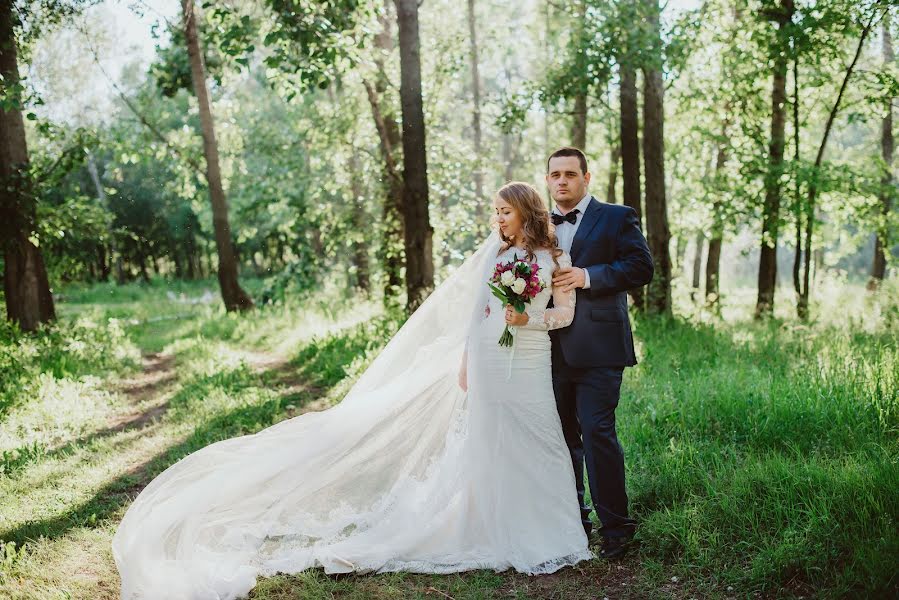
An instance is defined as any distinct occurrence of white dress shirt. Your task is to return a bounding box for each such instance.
[552,193,592,289]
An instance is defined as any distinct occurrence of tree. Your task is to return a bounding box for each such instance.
[755,0,794,318]
[706,124,728,307]
[348,148,371,293]
[363,0,404,303]
[394,0,434,313]
[642,0,671,314]
[619,67,642,312]
[0,0,56,332]
[260,0,388,297]
[181,0,253,312]
[616,0,645,310]
[467,0,484,198]
[870,13,894,289]
[570,0,588,151]
[691,231,703,300]
[796,4,881,318]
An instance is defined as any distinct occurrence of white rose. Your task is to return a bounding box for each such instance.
[511,278,526,294]
[500,271,515,286]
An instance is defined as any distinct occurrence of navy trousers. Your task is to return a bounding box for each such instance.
[551,342,637,539]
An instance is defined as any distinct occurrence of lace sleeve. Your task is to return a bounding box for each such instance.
[522,253,576,331]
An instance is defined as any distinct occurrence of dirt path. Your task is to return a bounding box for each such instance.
[19,350,675,600]
[107,352,178,433]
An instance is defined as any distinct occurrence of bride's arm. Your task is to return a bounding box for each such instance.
[458,341,468,391]
[519,255,576,331]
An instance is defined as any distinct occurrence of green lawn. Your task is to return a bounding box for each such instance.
[0,277,896,599]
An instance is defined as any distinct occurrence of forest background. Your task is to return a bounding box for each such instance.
[0,0,896,598]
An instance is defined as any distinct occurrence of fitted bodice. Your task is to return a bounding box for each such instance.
[482,247,575,334]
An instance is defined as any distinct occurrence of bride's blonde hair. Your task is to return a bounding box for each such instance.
[493,182,563,267]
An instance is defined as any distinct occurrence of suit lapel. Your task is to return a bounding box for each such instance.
[569,196,602,263]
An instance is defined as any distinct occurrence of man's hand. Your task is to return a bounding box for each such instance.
[552,267,587,293]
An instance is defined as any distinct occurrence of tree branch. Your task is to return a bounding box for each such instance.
[74,18,204,175]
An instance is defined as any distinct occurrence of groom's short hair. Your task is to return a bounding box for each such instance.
[547,147,588,175]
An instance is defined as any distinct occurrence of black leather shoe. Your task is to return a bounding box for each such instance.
[597,535,635,560]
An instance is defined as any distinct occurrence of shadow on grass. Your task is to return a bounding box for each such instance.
[0,359,334,546]
[0,314,398,546]
[1,318,390,483]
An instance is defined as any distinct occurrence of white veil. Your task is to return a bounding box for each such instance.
[113,232,503,600]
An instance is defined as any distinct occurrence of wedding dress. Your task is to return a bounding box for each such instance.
[113,233,592,600]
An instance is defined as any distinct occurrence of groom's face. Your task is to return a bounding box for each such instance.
[546,156,590,207]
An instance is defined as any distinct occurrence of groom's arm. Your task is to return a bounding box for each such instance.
[584,207,654,298]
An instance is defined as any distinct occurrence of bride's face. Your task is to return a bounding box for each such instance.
[494,197,523,241]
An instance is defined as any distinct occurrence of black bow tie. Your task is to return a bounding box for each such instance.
[552,209,579,226]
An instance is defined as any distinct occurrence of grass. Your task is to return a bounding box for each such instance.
[0,275,896,599]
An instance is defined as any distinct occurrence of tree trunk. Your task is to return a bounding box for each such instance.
[467,0,484,200]
[705,230,722,306]
[791,53,802,303]
[674,234,687,274]
[97,245,110,281]
[619,64,644,310]
[569,0,588,151]
[348,149,371,293]
[87,252,97,282]
[174,249,185,279]
[182,0,253,312]
[607,144,620,204]
[755,0,793,319]
[0,1,56,332]
[799,7,878,317]
[365,0,404,304]
[137,252,150,283]
[869,15,893,290]
[641,0,671,315]
[691,231,703,301]
[394,0,434,313]
[706,3,738,311]
[571,92,587,151]
[706,126,728,308]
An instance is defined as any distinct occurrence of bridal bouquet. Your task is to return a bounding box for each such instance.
[487,254,547,347]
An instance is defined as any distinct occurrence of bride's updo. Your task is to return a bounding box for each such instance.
[494,181,563,266]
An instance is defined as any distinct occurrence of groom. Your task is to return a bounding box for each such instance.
[546,147,653,559]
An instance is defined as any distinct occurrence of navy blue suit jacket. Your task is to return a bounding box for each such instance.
[549,197,654,368]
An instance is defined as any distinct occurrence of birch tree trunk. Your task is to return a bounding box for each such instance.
[182,0,253,311]
[798,7,878,317]
[869,15,894,289]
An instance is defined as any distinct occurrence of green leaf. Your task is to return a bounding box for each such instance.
[487,283,510,304]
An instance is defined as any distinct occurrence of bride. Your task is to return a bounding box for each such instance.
[113,181,592,599]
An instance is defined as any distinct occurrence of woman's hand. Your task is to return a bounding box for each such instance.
[505,304,529,326]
